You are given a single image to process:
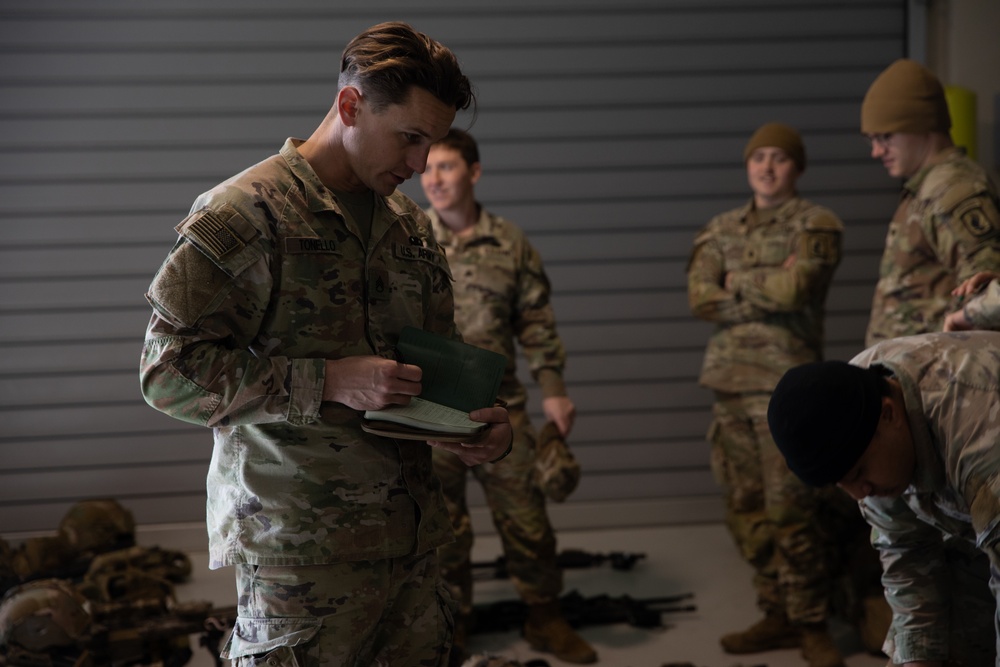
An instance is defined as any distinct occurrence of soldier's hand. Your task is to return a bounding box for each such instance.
[428,406,512,467]
[322,356,422,410]
[943,308,973,332]
[543,396,576,437]
[952,270,1000,297]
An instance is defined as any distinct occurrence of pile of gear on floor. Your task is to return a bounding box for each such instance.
[0,500,699,667]
[0,499,234,667]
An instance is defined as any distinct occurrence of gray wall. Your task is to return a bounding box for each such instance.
[0,0,905,541]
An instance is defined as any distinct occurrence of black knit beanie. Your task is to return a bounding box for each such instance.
[767,361,884,486]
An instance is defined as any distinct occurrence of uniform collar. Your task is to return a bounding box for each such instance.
[280,138,340,213]
[738,195,802,224]
[426,204,490,245]
[903,146,965,197]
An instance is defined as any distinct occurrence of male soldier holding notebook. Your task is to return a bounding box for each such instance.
[140,22,511,667]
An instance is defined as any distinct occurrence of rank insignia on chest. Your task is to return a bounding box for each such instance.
[368,267,390,302]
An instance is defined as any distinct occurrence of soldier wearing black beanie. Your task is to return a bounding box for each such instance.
[767,361,886,487]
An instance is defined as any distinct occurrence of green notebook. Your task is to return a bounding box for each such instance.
[363,326,506,438]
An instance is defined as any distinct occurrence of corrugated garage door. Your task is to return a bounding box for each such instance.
[0,0,905,537]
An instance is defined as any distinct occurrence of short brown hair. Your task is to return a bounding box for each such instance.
[339,22,475,114]
[432,128,480,167]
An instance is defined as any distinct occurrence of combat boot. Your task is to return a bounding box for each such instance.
[524,600,598,664]
[800,623,846,667]
[720,611,801,653]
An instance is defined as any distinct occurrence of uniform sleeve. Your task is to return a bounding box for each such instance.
[512,237,567,398]
[687,226,768,324]
[139,206,325,428]
[962,280,1000,330]
[860,496,950,664]
[729,211,843,313]
[927,183,1000,283]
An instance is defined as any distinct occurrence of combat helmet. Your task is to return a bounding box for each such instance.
[0,578,90,654]
[534,422,581,503]
[58,499,136,557]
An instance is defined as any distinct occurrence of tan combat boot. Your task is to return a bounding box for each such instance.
[800,623,846,667]
[720,612,801,653]
[524,600,598,664]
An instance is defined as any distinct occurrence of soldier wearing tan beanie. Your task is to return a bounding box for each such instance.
[743,122,806,173]
[861,58,951,135]
[856,58,1000,664]
[860,58,1000,348]
[688,124,848,667]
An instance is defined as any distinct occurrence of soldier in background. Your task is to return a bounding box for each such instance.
[420,129,596,665]
[861,58,1000,348]
[140,23,513,667]
[848,58,1000,662]
[687,123,846,666]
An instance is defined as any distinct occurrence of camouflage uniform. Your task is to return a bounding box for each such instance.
[140,138,457,666]
[865,148,1000,347]
[687,196,843,624]
[850,331,1000,666]
[426,207,565,614]
[961,279,1000,329]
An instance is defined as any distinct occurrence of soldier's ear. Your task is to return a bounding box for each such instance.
[338,87,362,126]
[469,162,482,186]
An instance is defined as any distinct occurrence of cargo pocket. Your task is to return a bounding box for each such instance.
[223,617,321,667]
[706,418,726,487]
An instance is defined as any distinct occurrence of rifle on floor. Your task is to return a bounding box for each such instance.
[472,548,646,580]
[470,589,695,634]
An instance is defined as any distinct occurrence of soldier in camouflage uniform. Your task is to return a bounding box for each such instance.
[139,23,514,667]
[861,58,1000,347]
[769,331,1000,666]
[687,123,846,666]
[852,58,1000,661]
[420,129,595,665]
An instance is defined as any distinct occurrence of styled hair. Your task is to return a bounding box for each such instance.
[339,22,475,114]
[432,128,480,167]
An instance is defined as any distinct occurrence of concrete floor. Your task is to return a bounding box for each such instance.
[175,522,887,667]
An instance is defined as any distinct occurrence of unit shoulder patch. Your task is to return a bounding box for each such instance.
[955,198,1000,240]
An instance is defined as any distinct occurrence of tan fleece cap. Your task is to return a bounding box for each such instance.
[743,123,806,172]
[861,58,951,134]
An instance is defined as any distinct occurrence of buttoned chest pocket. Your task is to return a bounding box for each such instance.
[451,246,518,318]
[368,242,450,331]
[278,239,365,343]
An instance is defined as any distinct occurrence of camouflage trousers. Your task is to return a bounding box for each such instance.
[222,551,455,667]
[433,406,561,616]
[884,541,996,666]
[709,391,834,624]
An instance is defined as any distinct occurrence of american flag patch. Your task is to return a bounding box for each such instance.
[186,209,244,260]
